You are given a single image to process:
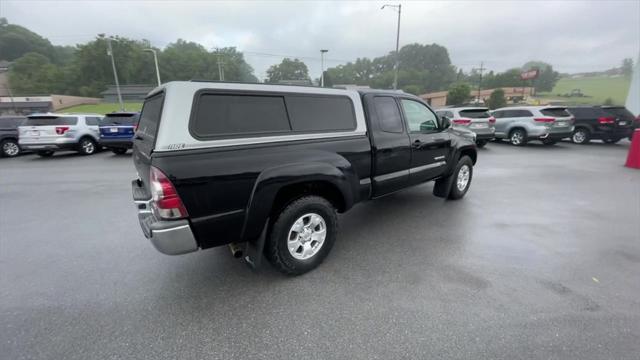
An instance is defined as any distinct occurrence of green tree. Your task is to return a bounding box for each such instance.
[622,58,633,77]
[446,83,471,105]
[522,61,559,92]
[8,52,63,95]
[486,89,507,109]
[402,84,423,95]
[0,18,55,61]
[266,58,310,83]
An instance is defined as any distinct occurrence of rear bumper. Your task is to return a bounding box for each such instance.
[592,127,633,139]
[540,131,573,140]
[101,138,133,148]
[132,179,198,255]
[19,138,78,151]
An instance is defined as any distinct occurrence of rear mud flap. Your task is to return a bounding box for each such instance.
[244,220,269,270]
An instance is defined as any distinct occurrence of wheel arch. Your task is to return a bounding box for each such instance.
[240,162,357,242]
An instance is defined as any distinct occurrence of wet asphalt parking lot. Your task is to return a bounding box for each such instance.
[1,140,639,360]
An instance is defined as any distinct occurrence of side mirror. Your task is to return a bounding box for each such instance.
[440,116,451,130]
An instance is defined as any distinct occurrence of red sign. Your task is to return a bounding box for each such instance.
[520,69,539,80]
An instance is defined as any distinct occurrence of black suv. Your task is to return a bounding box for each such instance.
[0,116,26,157]
[131,81,477,275]
[567,106,634,144]
[601,106,639,141]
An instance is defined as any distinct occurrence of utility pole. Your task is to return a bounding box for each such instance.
[143,48,161,87]
[100,34,124,111]
[215,49,225,81]
[473,61,485,104]
[381,4,401,90]
[320,49,328,87]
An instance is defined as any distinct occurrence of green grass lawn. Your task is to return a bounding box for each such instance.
[535,75,631,106]
[61,102,143,114]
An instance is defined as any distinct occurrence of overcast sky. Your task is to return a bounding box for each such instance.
[2,0,639,80]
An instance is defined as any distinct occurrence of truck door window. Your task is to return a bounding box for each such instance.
[373,96,403,133]
[400,99,439,133]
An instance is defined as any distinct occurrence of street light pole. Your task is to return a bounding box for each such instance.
[382,4,402,90]
[320,49,328,87]
[100,34,124,111]
[144,49,161,87]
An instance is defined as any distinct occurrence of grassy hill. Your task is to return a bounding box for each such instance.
[61,103,143,114]
[536,75,631,105]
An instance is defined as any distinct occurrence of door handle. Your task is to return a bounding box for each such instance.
[412,140,423,149]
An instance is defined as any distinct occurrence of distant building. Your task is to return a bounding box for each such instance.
[0,95,100,116]
[101,85,155,103]
[420,87,535,108]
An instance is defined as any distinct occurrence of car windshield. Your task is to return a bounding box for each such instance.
[24,116,78,126]
[459,109,490,118]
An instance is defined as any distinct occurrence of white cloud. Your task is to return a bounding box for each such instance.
[2,0,638,80]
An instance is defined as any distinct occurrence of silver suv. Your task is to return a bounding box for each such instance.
[18,113,103,157]
[491,106,574,146]
[436,107,495,148]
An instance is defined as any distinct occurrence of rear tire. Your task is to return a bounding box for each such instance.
[509,129,527,146]
[78,137,97,155]
[571,128,590,144]
[265,196,338,275]
[1,139,20,157]
[37,150,54,157]
[111,148,128,155]
[475,140,487,148]
[448,155,473,200]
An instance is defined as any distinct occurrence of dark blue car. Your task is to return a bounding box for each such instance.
[99,112,140,154]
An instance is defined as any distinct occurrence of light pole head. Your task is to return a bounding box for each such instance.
[320,49,328,54]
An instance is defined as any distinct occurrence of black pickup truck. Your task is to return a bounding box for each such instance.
[131,81,477,275]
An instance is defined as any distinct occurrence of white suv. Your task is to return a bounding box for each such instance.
[18,113,103,157]
[436,107,495,148]
[491,106,574,146]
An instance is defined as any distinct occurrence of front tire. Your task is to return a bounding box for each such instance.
[571,128,590,144]
[1,139,20,157]
[509,129,527,146]
[266,196,338,275]
[448,155,473,200]
[78,137,97,155]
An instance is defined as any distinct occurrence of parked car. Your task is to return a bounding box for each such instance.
[99,112,140,154]
[436,107,495,148]
[131,82,477,275]
[18,113,102,157]
[567,106,634,144]
[600,106,639,141]
[491,106,574,146]
[0,116,26,157]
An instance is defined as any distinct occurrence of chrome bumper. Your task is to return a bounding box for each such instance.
[132,180,198,255]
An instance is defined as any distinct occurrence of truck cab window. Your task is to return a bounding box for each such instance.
[401,99,439,133]
[374,96,403,133]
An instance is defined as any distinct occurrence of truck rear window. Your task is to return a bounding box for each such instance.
[190,93,357,139]
[24,117,78,126]
[541,108,571,117]
[138,94,164,139]
[459,109,490,119]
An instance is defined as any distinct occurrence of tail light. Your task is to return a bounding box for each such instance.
[534,117,555,123]
[488,116,496,124]
[55,126,70,135]
[150,166,188,220]
[598,117,615,124]
[452,118,472,126]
